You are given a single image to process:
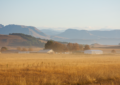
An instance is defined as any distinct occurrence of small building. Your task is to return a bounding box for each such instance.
[38,49,54,54]
[84,50,103,54]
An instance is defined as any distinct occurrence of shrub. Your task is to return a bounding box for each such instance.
[1,47,7,51]
[28,48,33,51]
[84,45,90,50]
[22,48,28,51]
[17,47,22,51]
[111,50,116,53]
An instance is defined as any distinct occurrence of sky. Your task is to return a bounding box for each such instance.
[0,0,120,30]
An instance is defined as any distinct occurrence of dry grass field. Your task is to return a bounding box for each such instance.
[0,53,120,85]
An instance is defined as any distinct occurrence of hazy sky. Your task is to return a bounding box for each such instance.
[0,0,120,30]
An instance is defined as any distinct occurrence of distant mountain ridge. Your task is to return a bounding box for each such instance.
[40,29,63,35]
[90,30,120,38]
[0,24,4,28]
[0,24,49,39]
[57,29,120,39]
[52,29,120,45]
[1,24,120,45]
[57,29,100,39]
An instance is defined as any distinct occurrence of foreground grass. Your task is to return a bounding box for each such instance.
[0,53,120,85]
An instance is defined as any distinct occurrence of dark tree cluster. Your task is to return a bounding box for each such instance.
[45,40,67,52]
[45,40,90,52]
[84,45,91,50]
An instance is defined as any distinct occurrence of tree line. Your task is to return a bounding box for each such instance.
[0,47,33,52]
[45,40,90,52]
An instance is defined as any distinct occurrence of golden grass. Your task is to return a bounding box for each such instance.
[0,53,120,85]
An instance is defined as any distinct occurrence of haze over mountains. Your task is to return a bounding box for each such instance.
[53,29,120,45]
[0,24,120,45]
[56,29,120,39]
[0,24,49,39]
[40,29,63,35]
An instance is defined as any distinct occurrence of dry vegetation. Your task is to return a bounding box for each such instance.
[0,53,120,85]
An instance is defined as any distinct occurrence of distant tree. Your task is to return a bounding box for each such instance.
[17,47,21,51]
[22,48,28,51]
[28,48,33,51]
[45,40,83,52]
[1,47,7,51]
[45,40,68,52]
[79,44,84,51]
[45,40,54,49]
[111,50,116,53]
[72,43,80,51]
[53,42,65,52]
[63,45,69,52]
[84,45,90,50]
[67,43,73,51]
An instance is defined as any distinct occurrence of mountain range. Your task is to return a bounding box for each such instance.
[40,29,63,35]
[53,29,120,45]
[0,24,49,39]
[56,29,120,39]
[0,24,120,45]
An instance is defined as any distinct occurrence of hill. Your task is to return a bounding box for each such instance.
[40,29,63,35]
[90,30,120,38]
[1,24,120,45]
[0,33,46,47]
[50,29,120,45]
[0,24,49,39]
[56,29,120,39]
[0,24,4,28]
[57,29,101,39]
